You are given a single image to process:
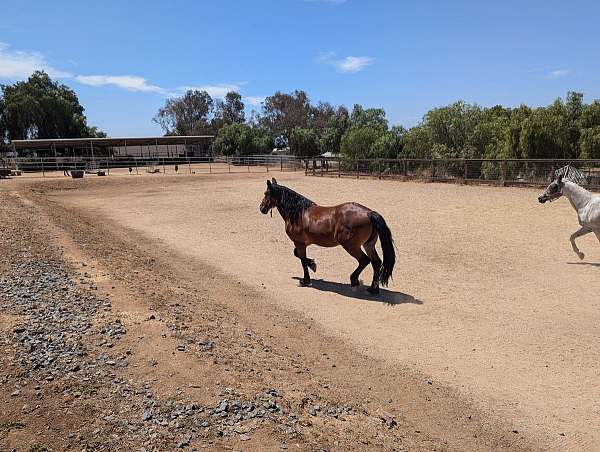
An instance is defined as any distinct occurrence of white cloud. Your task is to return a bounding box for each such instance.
[243,96,265,106]
[75,75,164,93]
[335,56,374,73]
[547,69,572,79]
[0,43,264,104]
[0,42,71,79]
[320,52,374,73]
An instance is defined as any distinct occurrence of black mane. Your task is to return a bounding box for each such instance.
[271,184,315,224]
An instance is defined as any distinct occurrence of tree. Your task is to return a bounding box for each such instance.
[212,123,272,156]
[340,126,384,160]
[579,126,600,159]
[213,91,245,128]
[154,90,214,136]
[349,104,388,132]
[319,106,349,154]
[1,71,90,140]
[260,90,312,137]
[289,127,320,156]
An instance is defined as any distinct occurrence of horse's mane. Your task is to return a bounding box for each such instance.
[555,165,587,186]
[271,184,315,224]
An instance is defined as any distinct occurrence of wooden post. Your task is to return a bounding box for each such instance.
[464,160,468,181]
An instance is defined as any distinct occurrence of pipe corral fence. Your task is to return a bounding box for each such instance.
[303,157,600,191]
[0,155,303,178]
[3,152,600,192]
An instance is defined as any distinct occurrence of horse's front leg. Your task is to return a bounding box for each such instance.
[294,243,312,287]
[570,226,592,260]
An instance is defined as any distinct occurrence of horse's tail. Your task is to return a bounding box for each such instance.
[368,211,395,287]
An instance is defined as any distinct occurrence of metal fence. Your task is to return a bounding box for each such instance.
[0,155,302,178]
[304,157,600,191]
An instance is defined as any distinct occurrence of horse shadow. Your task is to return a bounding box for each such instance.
[292,277,423,306]
[567,261,600,268]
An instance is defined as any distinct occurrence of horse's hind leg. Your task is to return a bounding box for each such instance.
[294,243,312,287]
[342,243,370,289]
[363,238,382,295]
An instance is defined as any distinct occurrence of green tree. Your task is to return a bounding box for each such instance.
[289,127,320,156]
[260,90,312,137]
[579,126,600,159]
[154,89,214,135]
[349,104,388,132]
[1,71,90,140]
[213,91,245,130]
[340,126,383,160]
[319,106,349,154]
[212,123,271,156]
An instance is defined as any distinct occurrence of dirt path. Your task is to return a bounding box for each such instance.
[4,172,599,450]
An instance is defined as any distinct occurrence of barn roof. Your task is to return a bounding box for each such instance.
[11,135,214,150]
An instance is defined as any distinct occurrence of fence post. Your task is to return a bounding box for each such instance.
[378,159,382,179]
[320,159,324,176]
[431,160,436,180]
[356,161,359,179]
[188,155,191,174]
[162,157,166,174]
[464,160,468,181]
[305,159,308,176]
[228,156,231,173]
[135,157,139,175]
[280,156,283,172]
[41,159,45,178]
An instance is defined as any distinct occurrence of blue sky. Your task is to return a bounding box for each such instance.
[1,0,599,136]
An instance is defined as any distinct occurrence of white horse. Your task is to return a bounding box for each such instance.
[538,173,600,259]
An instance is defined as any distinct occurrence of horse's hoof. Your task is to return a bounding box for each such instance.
[366,287,380,296]
[309,262,317,272]
[578,252,585,260]
[299,279,311,287]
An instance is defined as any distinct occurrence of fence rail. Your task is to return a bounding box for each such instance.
[304,157,600,191]
[3,154,600,191]
[0,155,302,178]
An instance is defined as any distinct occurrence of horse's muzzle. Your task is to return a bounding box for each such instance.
[260,204,269,214]
[538,196,547,204]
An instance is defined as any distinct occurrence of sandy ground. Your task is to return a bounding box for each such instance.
[3,171,599,450]
[51,172,600,449]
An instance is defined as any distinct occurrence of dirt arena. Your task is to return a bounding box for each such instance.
[1,171,599,451]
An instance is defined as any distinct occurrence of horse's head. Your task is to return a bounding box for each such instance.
[538,173,564,204]
[260,178,278,214]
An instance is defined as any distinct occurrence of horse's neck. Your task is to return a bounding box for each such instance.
[276,206,290,222]
[563,181,592,212]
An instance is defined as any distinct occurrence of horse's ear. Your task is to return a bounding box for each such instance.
[266,180,272,189]
[271,177,277,185]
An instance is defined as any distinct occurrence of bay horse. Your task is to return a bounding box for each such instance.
[259,178,395,294]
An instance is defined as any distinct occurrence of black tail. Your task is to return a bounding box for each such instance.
[368,211,395,287]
